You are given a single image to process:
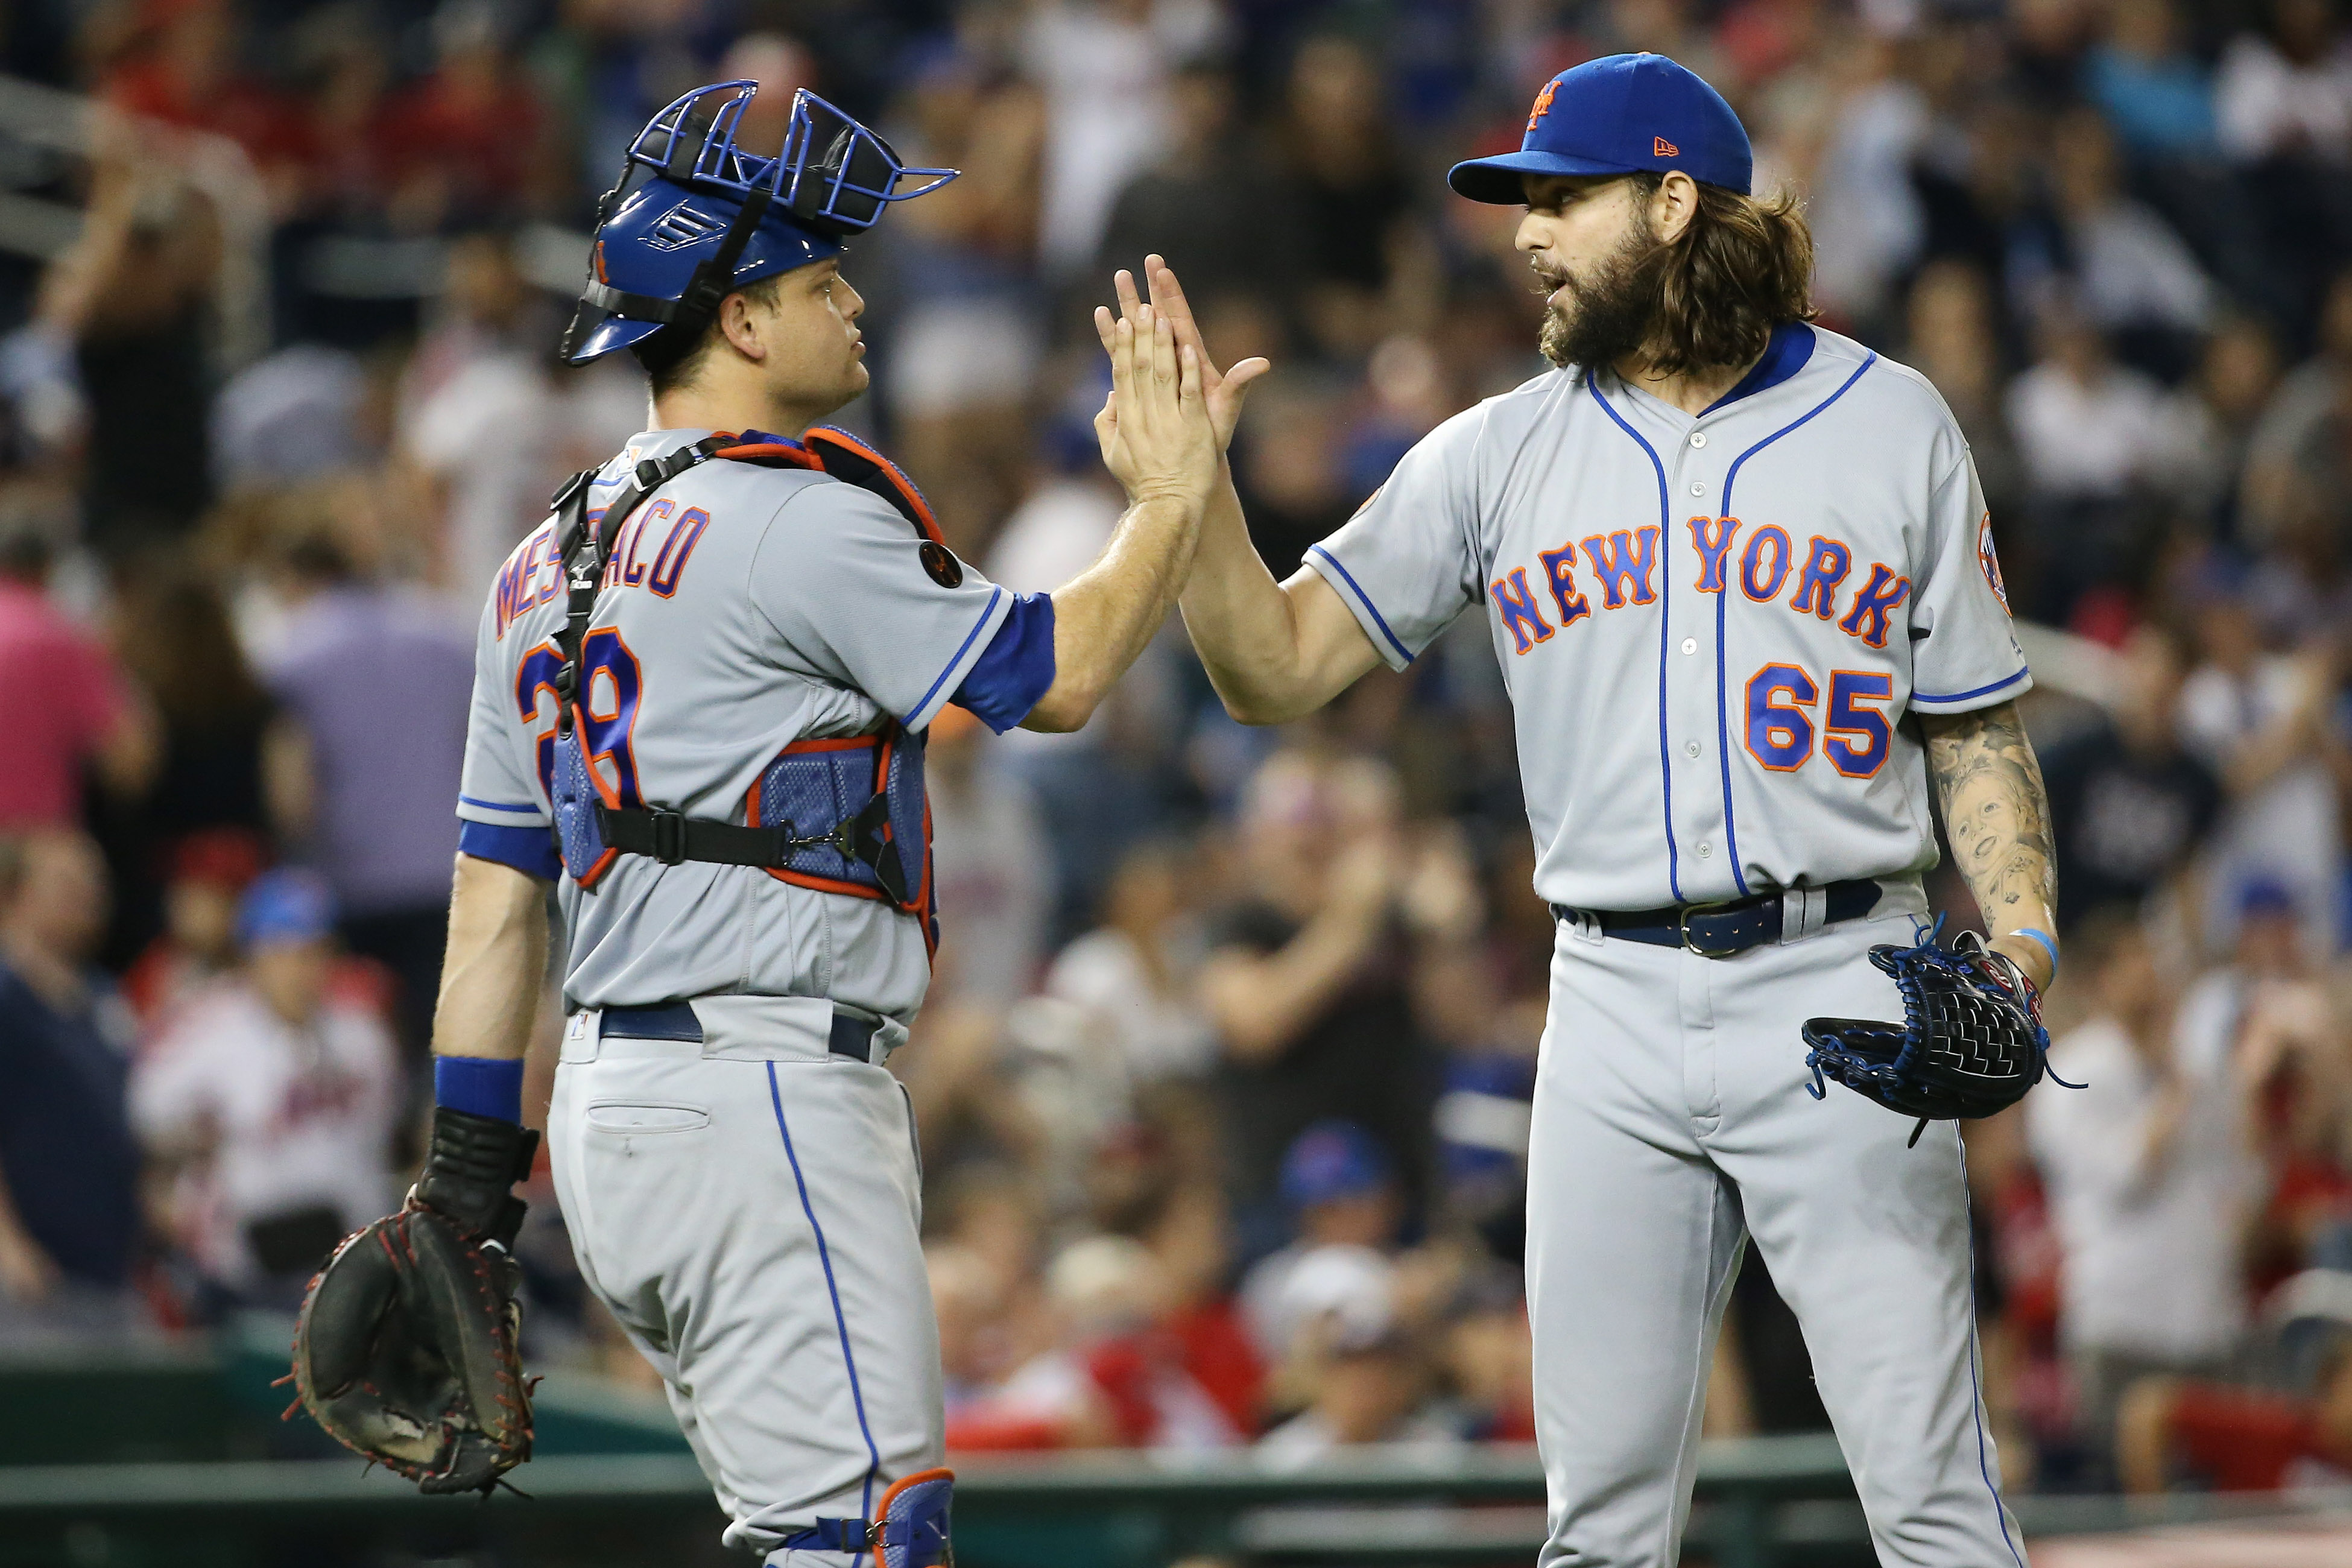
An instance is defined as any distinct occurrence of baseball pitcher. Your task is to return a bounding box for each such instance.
[1135,52,2066,1568]
[288,80,1220,1567]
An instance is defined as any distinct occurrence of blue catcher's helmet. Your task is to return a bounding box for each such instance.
[560,81,958,367]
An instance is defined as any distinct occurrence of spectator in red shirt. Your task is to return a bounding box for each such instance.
[372,1,557,232]
[97,0,313,209]
[2119,1328,2352,1491]
[0,524,155,830]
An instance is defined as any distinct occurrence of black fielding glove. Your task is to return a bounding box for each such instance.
[289,1108,542,1493]
[1801,926,2078,1148]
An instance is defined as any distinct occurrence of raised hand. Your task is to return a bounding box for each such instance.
[1090,301,1217,508]
[1097,256,1271,452]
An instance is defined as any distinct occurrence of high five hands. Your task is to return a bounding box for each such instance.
[1093,254,1274,460]
[1089,281,1221,510]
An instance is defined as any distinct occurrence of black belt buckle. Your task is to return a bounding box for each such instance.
[647,806,687,865]
[1677,898,1753,959]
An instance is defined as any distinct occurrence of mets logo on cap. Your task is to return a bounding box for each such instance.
[1453,53,1753,204]
[1526,78,1560,133]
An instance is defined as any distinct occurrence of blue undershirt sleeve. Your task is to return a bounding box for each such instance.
[950,590,1057,733]
[458,819,561,882]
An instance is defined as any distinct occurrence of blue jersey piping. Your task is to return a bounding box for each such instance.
[1307,543,1417,666]
[906,584,1004,726]
[1914,666,2031,705]
[1587,378,1682,903]
[1711,351,1879,897]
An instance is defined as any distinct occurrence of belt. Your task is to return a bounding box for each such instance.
[597,1001,885,1063]
[1551,879,1883,958]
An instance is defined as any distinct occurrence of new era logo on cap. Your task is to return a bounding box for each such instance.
[1450,53,1753,203]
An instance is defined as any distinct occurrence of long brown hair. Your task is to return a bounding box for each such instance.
[1631,173,1818,376]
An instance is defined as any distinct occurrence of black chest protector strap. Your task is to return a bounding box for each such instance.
[547,434,732,738]
[543,438,922,906]
[593,791,903,897]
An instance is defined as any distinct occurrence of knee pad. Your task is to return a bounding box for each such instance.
[875,1467,953,1568]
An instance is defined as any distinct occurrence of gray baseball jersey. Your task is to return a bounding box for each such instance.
[1306,323,2029,912]
[455,426,1013,1020]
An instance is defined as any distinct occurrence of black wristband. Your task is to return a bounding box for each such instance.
[412,1107,540,1246]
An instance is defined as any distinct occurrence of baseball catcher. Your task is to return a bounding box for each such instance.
[291,73,1225,1567]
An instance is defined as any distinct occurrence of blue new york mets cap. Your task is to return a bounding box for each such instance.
[1449,53,1752,203]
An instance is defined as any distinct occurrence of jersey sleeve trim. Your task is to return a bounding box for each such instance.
[1910,665,2032,712]
[459,795,547,818]
[458,820,561,882]
[904,584,1008,730]
[952,591,1055,733]
[1304,543,1417,670]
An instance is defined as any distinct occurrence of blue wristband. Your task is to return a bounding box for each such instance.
[434,1055,525,1124]
[2014,928,2060,978]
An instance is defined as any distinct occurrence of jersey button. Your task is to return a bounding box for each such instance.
[1684,740,1702,758]
[1689,432,1708,449]
[1681,637,1698,655]
[1696,841,1713,858]
[1689,481,1706,496]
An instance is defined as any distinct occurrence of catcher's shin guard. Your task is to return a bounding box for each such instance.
[785,1467,955,1566]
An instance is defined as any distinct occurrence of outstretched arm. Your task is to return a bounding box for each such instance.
[1183,476,1386,726]
[1025,302,1218,732]
[1101,260,1383,726]
[1920,700,2060,993]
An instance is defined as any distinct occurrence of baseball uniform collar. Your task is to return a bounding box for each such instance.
[1698,321,1816,416]
[1589,320,1817,426]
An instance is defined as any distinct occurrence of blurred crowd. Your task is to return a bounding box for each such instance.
[1,0,2350,1499]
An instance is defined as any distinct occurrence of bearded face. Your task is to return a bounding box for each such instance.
[1533,204,1668,373]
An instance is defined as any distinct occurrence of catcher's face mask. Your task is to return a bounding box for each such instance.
[625,80,956,235]
[560,81,957,365]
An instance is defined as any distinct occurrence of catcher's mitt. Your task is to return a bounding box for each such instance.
[1801,925,2078,1146]
[289,1107,540,1493]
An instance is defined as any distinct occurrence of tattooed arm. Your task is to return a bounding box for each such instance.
[1920,699,2060,993]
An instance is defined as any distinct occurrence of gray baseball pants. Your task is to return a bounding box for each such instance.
[548,996,941,1566]
[1528,902,2025,1568]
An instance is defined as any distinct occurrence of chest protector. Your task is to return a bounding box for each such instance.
[545,428,944,952]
